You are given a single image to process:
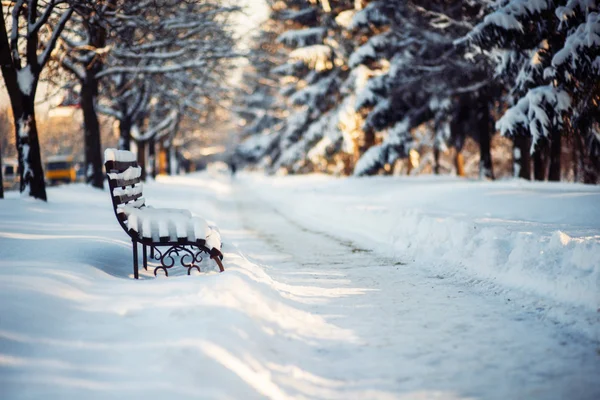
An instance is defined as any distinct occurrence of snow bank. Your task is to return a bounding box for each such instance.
[240,174,600,337]
[385,210,600,310]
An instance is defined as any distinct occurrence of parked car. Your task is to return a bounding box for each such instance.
[45,155,76,185]
[2,158,19,190]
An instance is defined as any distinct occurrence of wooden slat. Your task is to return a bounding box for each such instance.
[115,192,143,205]
[105,160,138,173]
[111,177,141,187]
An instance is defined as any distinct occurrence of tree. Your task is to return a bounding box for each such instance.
[466,0,600,183]
[0,0,74,200]
[237,0,500,178]
[349,0,496,178]
[57,0,117,189]
[237,0,360,175]
[92,0,239,178]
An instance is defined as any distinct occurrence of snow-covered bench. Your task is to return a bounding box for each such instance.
[104,148,224,278]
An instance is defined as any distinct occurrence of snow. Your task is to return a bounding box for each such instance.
[289,45,333,72]
[16,66,34,96]
[353,144,384,176]
[349,2,389,30]
[0,173,599,399]
[467,0,553,42]
[496,86,571,152]
[277,27,326,48]
[107,166,142,181]
[335,9,356,28]
[104,148,137,163]
[119,205,215,245]
[552,12,600,68]
[556,0,598,21]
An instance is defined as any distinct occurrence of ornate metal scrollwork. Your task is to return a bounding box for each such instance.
[151,245,206,276]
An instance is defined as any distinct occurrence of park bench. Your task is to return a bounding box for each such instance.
[104,148,224,279]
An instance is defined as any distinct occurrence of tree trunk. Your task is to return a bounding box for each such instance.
[137,140,147,181]
[478,132,494,180]
[572,136,581,182]
[455,151,465,177]
[149,137,156,179]
[433,147,440,175]
[1,16,46,200]
[533,140,548,181]
[0,2,73,201]
[14,99,47,200]
[513,135,531,180]
[169,145,176,175]
[80,76,104,189]
[0,148,4,199]
[548,133,561,181]
[478,102,494,180]
[78,14,111,189]
[578,133,600,184]
[119,116,132,151]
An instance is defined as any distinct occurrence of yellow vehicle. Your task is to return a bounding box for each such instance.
[2,158,19,190]
[45,155,76,185]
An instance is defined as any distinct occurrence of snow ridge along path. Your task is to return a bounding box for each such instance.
[0,171,598,399]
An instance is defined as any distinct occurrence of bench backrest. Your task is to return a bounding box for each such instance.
[104,149,145,227]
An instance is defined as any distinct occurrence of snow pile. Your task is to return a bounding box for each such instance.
[385,211,600,310]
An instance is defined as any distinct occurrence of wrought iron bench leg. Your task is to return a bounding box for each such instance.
[212,256,225,273]
[143,245,148,271]
[132,239,139,279]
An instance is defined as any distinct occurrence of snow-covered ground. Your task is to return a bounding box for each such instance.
[0,171,598,399]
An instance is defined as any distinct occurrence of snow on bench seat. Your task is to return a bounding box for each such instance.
[119,205,221,249]
[105,148,137,162]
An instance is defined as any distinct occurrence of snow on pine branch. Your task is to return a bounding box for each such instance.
[271,61,304,76]
[462,0,553,46]
[289,45,333,71]
[549,12,600,79]
[277,27,327,48]
[556,0,598,22]
[349,1,392,30]
[354,118,412,176]
[496,85,571,153]
[290,75,338,108]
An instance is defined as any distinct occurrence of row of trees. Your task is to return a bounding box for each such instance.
[234,0,600,183]
[1,0,239,200]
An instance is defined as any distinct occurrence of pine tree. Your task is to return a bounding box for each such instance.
[350,0,496,178]
[467,0,600,183]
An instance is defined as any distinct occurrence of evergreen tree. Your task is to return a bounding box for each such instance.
[466,0,600,183]
[350,0,496,178]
